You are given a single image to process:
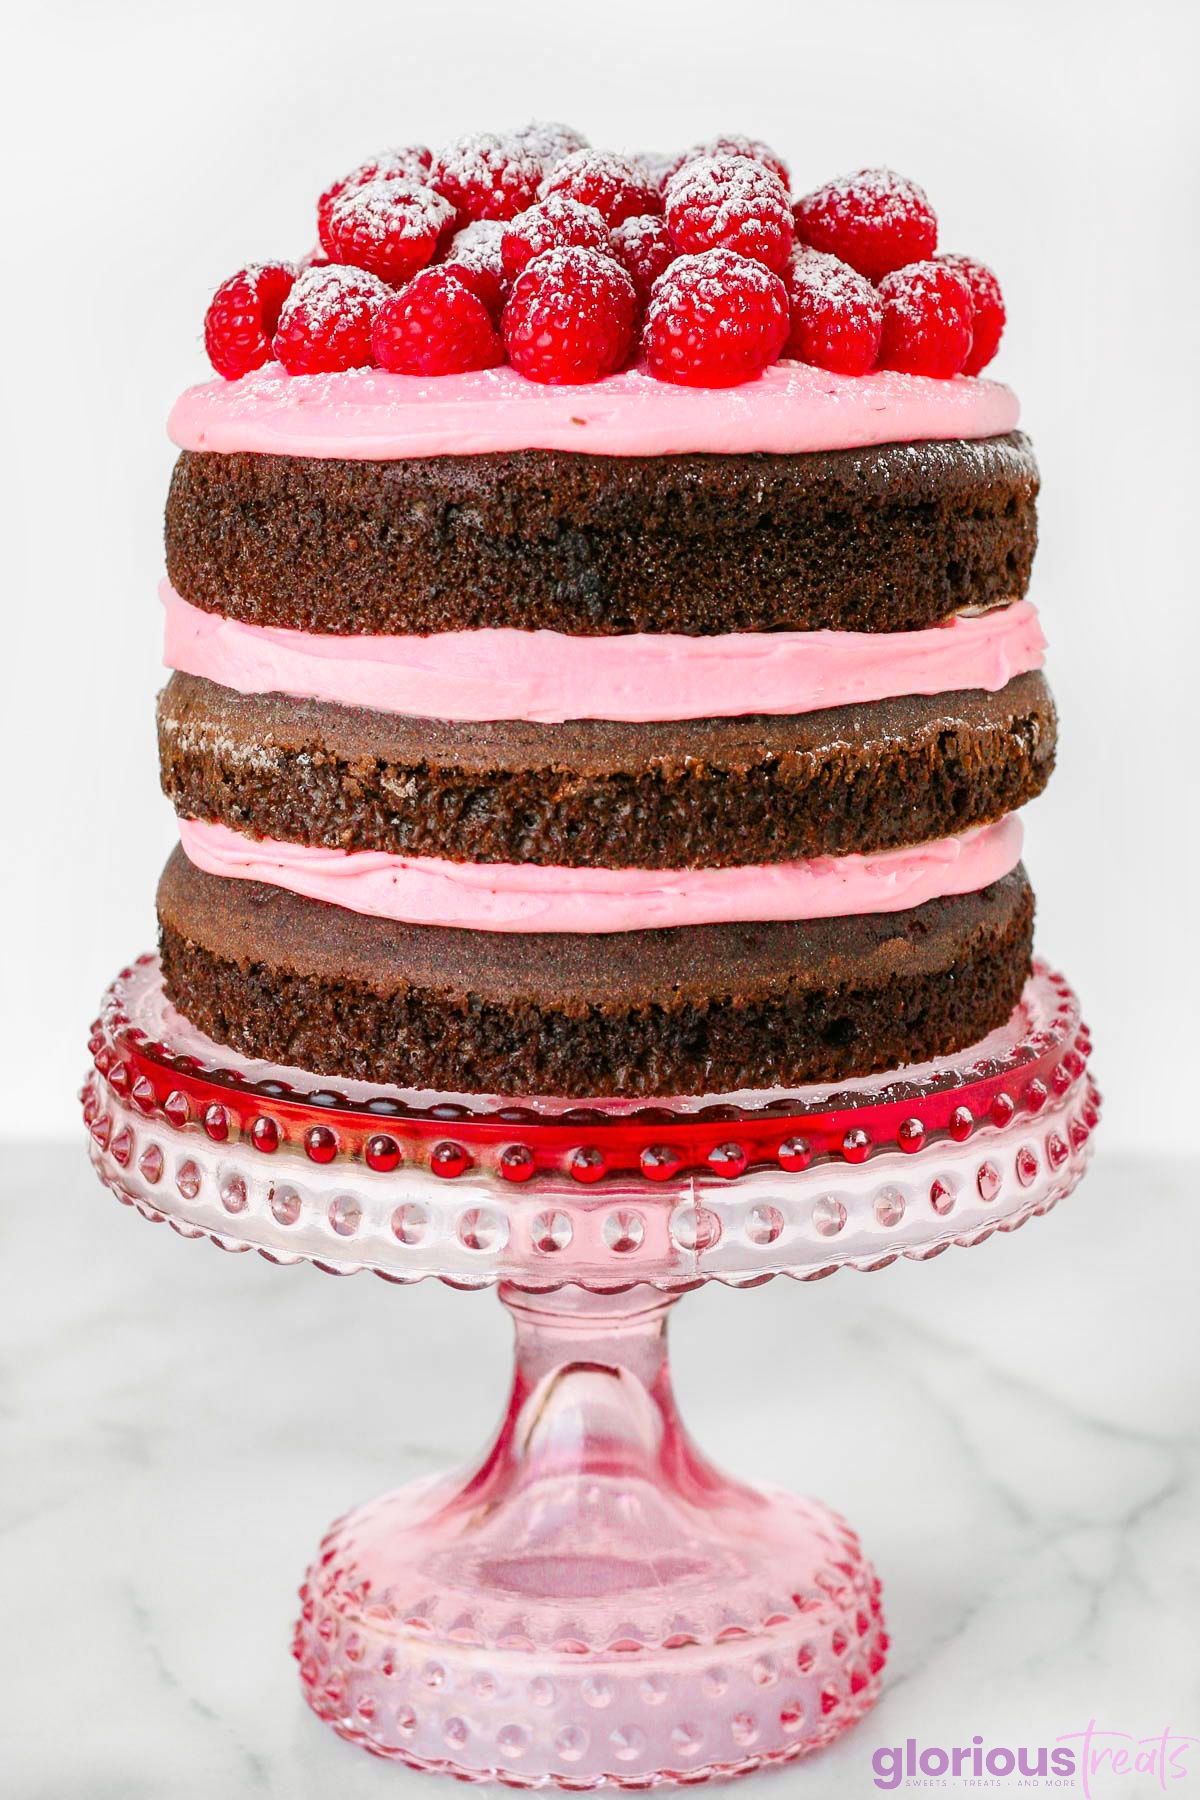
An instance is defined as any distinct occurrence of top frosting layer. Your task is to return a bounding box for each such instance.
[168,360,1019,460]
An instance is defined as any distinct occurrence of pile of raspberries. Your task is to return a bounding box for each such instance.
[204,125,1005,389]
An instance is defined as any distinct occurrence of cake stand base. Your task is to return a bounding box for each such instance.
[295,1282,882,1786]
[83,956,1098,1787]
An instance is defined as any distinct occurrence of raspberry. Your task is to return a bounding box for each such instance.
[438,219,507,315]
[204,263,295,379]
[664,134,789,191]
[431,132,542,223]
[664,154,793,274]
[610,214,677,307]
[510,119,589,176]
[272,264,389,374]
[372,268,504,375]
[317,146,432,252]
[793,167,937,280]
[782,248,882,375]
[875,260,974,378]
[641,248,789,388]
[632,149,678,193]
[538,149,662,226]
[938,254,1005,373]
[501,195,612,281]
[503,246,637,384]
[324,177,454,284]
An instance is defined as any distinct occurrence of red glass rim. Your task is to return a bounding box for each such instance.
[85,955,1095,1188]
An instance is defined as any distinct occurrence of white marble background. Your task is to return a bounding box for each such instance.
[2,1143,1196,1797]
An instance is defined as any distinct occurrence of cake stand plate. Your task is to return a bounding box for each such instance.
[82,957,1098,1787]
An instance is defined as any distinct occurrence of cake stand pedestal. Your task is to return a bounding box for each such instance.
[83,958,1098,1787]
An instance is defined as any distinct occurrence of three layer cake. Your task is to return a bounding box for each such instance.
[156,133,1052,1098]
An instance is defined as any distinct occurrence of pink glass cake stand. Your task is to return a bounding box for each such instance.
[82,955,1098,1788]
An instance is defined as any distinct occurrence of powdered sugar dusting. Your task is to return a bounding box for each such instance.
[938,253,1006,374]
[431,131,542,221]
[538,149,662,225]
[503,246,637,383]
[331,177,452,240]
[821,167,927,211]
[631,149,677,190]
[783,249,882,374]
[278,264,388,329]
[666,134,789,189]
[325,177,455,282]
[664,154,792,271]
[501,195,611,279]
[787,246,875,304]
[876,261,974,377]
[610,214,676,303]
[317,146,433,244]
[885,264,970,331]
[650,246,784,310]
[449,218,505,253]
[794,166,938,279]
[644,248,789,386]
[509,119,589,174]
[437,217,507,311]
[272,264,390,374]
[613,215,671,256]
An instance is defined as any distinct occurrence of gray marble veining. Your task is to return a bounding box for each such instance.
[1,1144,1196,1797]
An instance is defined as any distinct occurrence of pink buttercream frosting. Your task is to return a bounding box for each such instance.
[163,585,1045,725]
[178,816,1023,935]
[168,360,1019,460]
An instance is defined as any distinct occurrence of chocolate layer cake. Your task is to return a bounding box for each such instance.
[158,671,1055,867]
[165,432,1038,635]
[156,147,1053,1098]
[159,849,1034,1097]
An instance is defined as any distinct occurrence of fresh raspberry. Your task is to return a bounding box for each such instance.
[372,267,504,375]
[317,147,433,252]
[631,149,678,193]
[663,134,789,191]
[538,149,662,226]
[510,119,590,176]
[438,219,507,315]
[204,263,295,379]
[431,132,543,223]
[501,195,612,281]
[324,177,454,284]
[641,248,789,387]
[793,167,937,280]
[782,248,882,375]
[875,260,974,378]
[272,264,389,374]
[664,154,794,274]
[503,246,638,384]
[937,254,1005,373]
[610,214,677,307]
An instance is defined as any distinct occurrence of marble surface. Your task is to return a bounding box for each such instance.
[2,1141,1196,1798]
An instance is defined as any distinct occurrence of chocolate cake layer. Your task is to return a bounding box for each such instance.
[158,848,1034,1097]
[165,433,1038,637]
[158,671,1056,868]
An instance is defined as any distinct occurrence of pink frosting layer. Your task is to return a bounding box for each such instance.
[163,587,1044,725]
[168,361,1019,460]
[178,816,1023,935]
